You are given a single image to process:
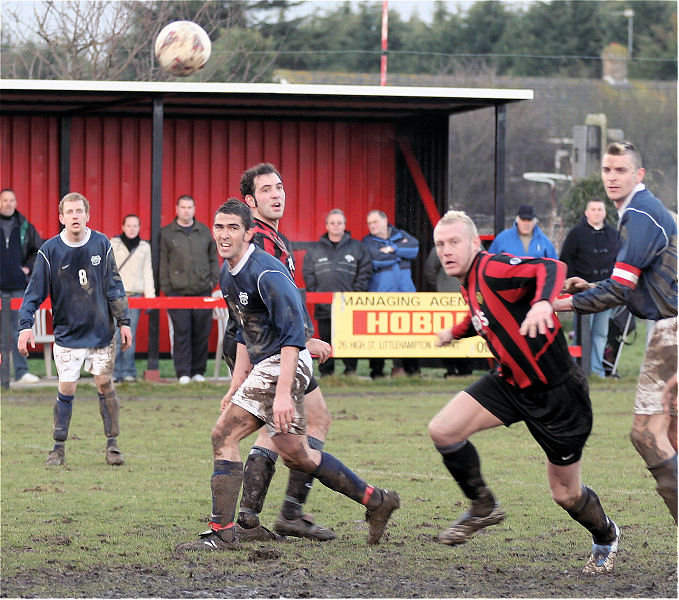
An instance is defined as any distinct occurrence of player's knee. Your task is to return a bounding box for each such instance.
[96,376,114,394]
[428,415,455,446]
[211,421,235,452]
[629,422,657,461]
[280,453,315,473]
[550,486,581,510]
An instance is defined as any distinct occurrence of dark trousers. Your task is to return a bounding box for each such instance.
[317,318,357,375]
[370,357,420,377]
[168,307,213,378]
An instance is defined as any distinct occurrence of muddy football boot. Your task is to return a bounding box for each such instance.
[175,524,239,552]
[46,447,65,466]
[105,442,125,466]
[437,503,506,546]
[365,489,400,545]
[233,523,285,542]
[582,521,620,575]
[273,514,337,541]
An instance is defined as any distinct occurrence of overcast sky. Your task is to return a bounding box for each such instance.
[2,1,534,31]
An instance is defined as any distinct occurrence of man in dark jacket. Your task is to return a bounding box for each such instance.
[160,194,219,384]
[0,188,44,383]
[559,199,617,377]
[303,209,372,376]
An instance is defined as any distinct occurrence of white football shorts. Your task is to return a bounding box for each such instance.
[53,339,116,383]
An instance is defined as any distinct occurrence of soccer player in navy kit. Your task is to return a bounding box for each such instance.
[176,199,399,551]
[429,210,619,575]
[18,193,131,467]
[554,141,677,524]
[221,163,336,543]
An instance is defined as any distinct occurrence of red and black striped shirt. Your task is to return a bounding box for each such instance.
[453,251,570,389]
[251,218,295,277]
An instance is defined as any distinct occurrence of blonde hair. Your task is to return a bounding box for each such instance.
[59,192,89,215]
[605,141,642,170]
[436,210,479,238]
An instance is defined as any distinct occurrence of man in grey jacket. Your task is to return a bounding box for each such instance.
[160,195,219,384]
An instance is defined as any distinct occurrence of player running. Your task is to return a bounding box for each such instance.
[429,210,619,575]
[176,199,399,550]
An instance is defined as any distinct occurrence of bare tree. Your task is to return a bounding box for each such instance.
[2,1,150,79]
[1,0,297,82]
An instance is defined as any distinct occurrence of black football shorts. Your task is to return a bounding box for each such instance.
[465,366,592,466]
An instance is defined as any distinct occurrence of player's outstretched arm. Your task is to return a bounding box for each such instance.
[562,276,592,295]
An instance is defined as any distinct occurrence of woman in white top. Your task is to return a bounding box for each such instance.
[110,214,155,382]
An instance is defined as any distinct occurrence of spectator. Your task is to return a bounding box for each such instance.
[488,204,557,258]
[18,192,131,466]
[424,246,472,377]
[160,195,219,385]
[0,188,44,383]
[362,210,419,378]
[111,214,156,383]
[303,209,372,376]
[559,199,617,378]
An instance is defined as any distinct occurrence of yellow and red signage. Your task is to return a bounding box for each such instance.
[331,292,492,358]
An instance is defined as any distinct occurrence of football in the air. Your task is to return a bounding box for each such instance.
[154,21,211,77]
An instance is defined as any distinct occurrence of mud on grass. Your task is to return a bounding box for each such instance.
[2,526,677,598]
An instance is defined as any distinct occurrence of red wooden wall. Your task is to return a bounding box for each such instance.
[1,114,397,353]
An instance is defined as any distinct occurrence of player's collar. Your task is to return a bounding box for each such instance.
[229,243,255,275]
[60,227,91,248]
[617,183,645,218]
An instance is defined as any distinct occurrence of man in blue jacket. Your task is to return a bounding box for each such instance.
[554,141,677,524]
[489,204,557,259]
[362,210,419,378]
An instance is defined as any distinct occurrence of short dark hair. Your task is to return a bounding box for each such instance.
[240,163,282,199]
[215,198,254,230]
[122,213,140,225]
[177,194,195,205]
[605,141,642,170]
[1,188,15,196]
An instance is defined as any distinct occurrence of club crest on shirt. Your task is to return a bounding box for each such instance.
[509,257,522,265]
[476,291,483,305]
[91,255,101,266]
[345,254,355,263]
[239,291,249,306]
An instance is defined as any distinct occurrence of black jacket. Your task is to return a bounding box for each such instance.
[159,219,219,296]
[0,210,44,291]
[302,232,373,319]
[559,216,617,283]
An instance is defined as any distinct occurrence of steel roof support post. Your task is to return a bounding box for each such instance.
[59,117,71,226]
[0,295,10,390]
[145,96,163,382]
[494,104,506,236]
